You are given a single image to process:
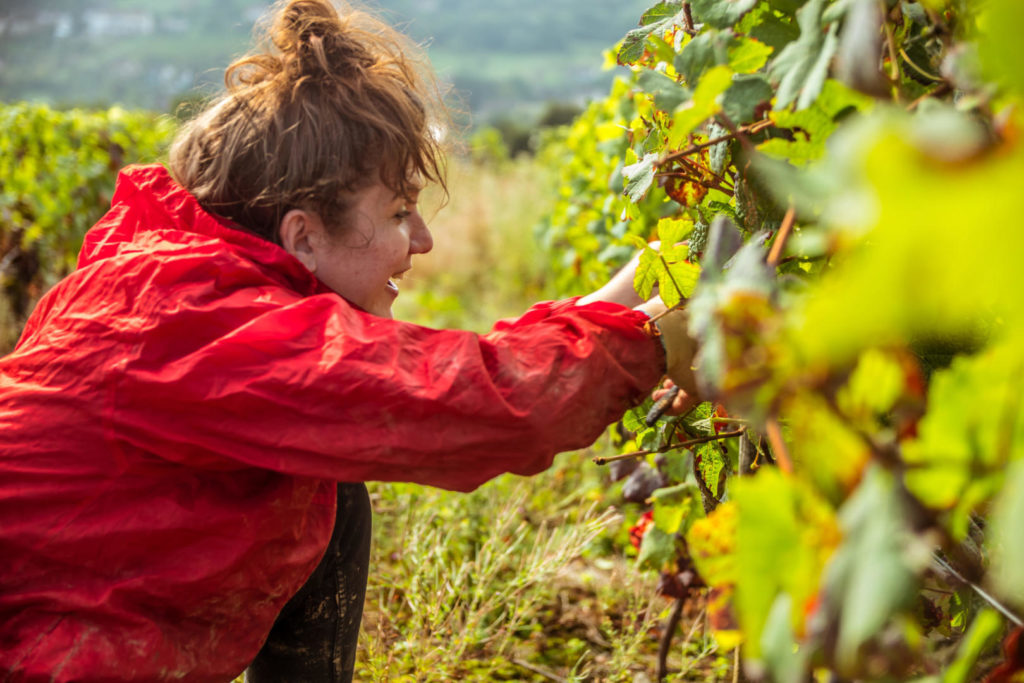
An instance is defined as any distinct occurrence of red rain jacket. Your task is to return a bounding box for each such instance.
[0,164,662,681]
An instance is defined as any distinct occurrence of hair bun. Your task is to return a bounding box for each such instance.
[271,0,374,81]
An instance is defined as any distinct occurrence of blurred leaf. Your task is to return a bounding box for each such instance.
[687,500,738,587]
[651,482,700,534]
[728,35,774,73]
[668,66,734,148]
[638,70,693,112]
[769,0,841,110]
[836,348,907,424]
[903,339,1024,534]
[786,393,872,500]
[690,0,758,29]
[793,116,1024,366]
[823,467,920,672]
[722,74,774,124]
[732,469,839,660]
[941,609,1004,683]
[674,31,731,88]
[741,3,801,52]
[701,214,744,274]
[976,0,1024,96]
[637,523,677,570]
[991,461,1024,611]
[835,0,887,97]
[760,593,809,683]
[660,449,691,483]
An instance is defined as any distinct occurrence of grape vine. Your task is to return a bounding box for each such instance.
[539,0,1024,679]
[0,103,175,350]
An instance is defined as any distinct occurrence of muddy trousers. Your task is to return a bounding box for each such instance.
[246,483,372,683]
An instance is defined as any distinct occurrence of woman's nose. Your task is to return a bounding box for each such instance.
[409,213,433,255]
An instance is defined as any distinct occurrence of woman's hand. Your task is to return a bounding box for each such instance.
[635,297,701,412]
[652,378,701,416]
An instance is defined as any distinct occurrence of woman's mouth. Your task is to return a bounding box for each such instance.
[386,270,407,294]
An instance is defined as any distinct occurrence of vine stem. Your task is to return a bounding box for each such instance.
[766,205,796,266]
[592,428,746,465]
[657,596,686,682]
[765,419,792,473]
[659,119,773,167]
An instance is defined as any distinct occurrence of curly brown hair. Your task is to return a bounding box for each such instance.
[169,0,448,244]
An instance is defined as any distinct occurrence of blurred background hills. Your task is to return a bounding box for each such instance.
[0,0,647,124]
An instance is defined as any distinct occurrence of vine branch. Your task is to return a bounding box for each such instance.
[592,428,746,465]
[659,119,773,167]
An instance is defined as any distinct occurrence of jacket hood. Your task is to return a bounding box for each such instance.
[78,164,325,295]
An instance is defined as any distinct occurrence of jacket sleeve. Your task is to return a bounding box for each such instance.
[109,293,664,492]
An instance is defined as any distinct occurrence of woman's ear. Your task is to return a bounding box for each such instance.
[278,209,322,273]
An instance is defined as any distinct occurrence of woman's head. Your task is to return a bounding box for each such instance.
[168,0,447,245]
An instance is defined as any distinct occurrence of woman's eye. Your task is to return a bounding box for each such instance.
[395,210,411,220]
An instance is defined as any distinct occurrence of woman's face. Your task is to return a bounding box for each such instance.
[297,182,433,318]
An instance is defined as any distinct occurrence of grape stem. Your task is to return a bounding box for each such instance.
[592,428,746,465]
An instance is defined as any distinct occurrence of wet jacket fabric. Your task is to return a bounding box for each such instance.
[0,164,663,682]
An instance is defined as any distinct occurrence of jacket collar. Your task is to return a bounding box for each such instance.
[78,164,328,296]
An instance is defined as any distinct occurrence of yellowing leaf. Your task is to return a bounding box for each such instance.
[728,35,774,73]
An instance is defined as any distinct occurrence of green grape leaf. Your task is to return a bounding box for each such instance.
[768,0,840,110]
[656,216,693,246]
[722,74,774,125]
[674,30,731,87]
[696,442,726,497]
[633,244,662,300]
[758,79,872,165]
[621,404,649,434]
[690,0,758,29]
[660,259,701,307]
[619,3,685,65]
[622,152,659,202]
[636,523,677,570]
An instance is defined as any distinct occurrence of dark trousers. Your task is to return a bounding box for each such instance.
[246,483,372,683]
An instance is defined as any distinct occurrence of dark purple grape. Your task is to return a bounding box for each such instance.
[609,457,641,482]
[622,463,665,503]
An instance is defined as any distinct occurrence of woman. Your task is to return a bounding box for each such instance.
[0,1,695,681]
